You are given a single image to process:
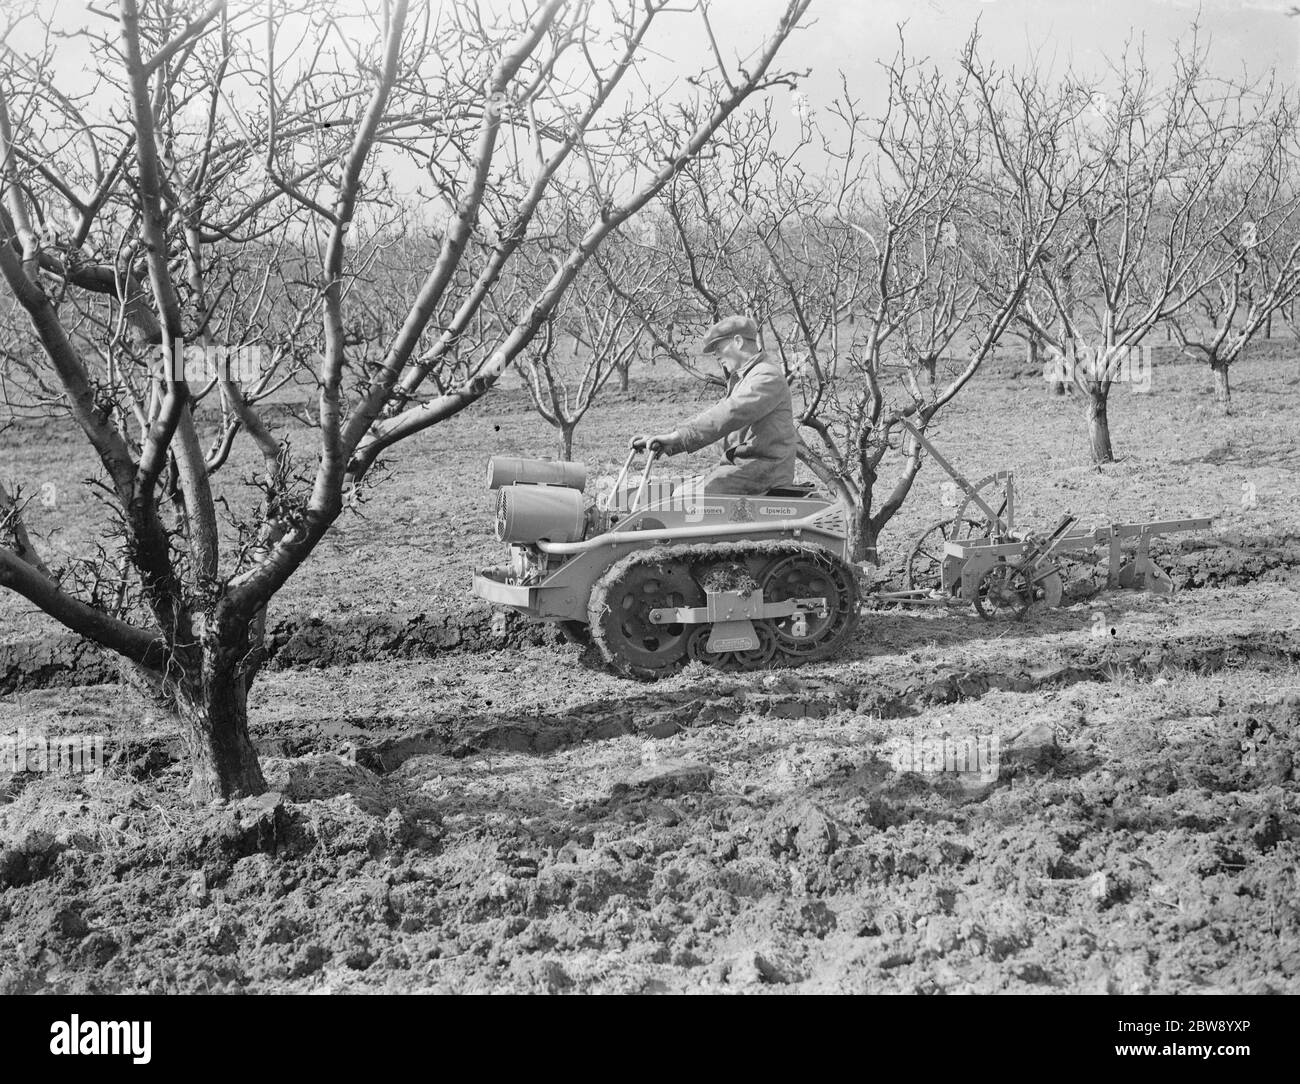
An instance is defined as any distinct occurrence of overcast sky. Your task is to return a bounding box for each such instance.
[17,0,1300,96]
[670,0,1300,111]
[9,0,1300,209]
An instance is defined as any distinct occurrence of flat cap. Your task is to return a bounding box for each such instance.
[701,314,760,352]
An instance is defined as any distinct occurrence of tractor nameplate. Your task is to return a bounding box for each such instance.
[706,618,759,653]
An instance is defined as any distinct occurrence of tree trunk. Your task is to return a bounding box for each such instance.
[177,620,267,800]
[1032,337,1065,395]
[1265,312,1272,340]
[848,504,878,566]
[920,355,936,388]
[618,363,630,392]
[560,424,575,461]
[1211,359,1232,415]
[845,471,881,566]
[1087,388,1114,463]
[179,685,265,801]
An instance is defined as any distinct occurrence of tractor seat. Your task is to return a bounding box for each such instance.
[763,482,819,498]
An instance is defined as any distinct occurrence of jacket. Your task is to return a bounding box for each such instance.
[673,351,796,495]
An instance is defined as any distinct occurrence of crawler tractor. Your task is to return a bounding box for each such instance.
[472,443,860,679]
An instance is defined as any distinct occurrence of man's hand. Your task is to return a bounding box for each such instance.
[631,432,681,455]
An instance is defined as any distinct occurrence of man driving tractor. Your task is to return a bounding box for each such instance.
[633,314,796,496]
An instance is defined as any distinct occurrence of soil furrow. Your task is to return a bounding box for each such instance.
[3,531,1298,695]
[67,627,1300,781]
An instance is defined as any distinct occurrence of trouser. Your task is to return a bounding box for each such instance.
[671,471,769,500]
[672,442,795,494]
[698,460,787,495]
[671,474,777,499]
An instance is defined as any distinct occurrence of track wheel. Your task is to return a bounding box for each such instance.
[685,622,777,672]
[590,558,702,680]
[904,516,986,593]
[760,551,859,663]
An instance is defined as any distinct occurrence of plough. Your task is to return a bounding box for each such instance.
[875,419,1213,619]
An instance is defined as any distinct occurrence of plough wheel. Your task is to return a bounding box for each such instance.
[973,563,1031,620]
[973,566,1064,620]
[904,516,986,592]
[1036,570,1064,609]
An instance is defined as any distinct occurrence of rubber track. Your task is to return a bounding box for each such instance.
[588,540,859,681]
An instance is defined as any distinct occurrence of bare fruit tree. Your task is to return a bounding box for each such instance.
[1167,95,1300,414]
[507,227,669,459]
[515,287,655,462]
[614,34,1105,562]
[0,0,812,799]
[1017,39,1296,459]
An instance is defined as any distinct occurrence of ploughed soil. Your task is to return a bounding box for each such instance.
[2,352,1299,993]
[2,575,1298,993]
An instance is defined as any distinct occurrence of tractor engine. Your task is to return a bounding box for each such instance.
[489,456,589,546]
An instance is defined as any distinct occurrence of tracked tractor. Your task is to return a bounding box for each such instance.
[472,442,860,679]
